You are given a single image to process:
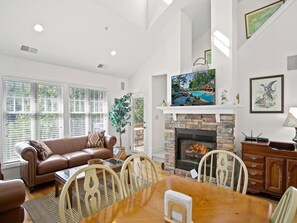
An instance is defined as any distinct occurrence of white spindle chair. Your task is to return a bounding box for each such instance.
[120,153,159,197]
[271,186,297,223]
[197,150,248,194]
[58,164,124,223]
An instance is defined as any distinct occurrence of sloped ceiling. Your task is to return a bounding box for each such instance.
[0,0,210,78]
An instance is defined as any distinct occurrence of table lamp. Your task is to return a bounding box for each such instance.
[283,107,297,149]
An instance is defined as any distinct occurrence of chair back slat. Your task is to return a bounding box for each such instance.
[271,186,297,223]
[59,164,124,223]
[198,150,248,194]
[120,153,159,198]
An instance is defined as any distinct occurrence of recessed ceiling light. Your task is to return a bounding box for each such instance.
[111,50,117,56]
[34,24,44,32]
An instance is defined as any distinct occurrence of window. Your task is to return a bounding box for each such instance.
[69,87,107,136]
[2,78,108,165]
[3,79,63,164]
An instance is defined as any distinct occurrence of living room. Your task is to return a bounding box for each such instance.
[1,0,297,222]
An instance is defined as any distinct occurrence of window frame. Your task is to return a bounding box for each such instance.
[1,76,109,167]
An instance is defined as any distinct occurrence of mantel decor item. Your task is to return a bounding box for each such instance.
[245,0,284,38]
[250,74,284,113]
[283,107,297,150]
[109,92,132,147]
[192,57,209,72]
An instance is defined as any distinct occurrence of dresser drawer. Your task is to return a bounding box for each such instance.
[248,179,264,189]
[245,161,264,170]
[243,153,264,163]
[247,169,264,180]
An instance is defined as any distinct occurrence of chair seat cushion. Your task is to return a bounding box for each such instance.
[37,155,68,175]
[62,151,92,167]
[83,148,112,159]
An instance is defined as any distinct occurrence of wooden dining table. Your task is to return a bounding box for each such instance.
[80,175,272,223]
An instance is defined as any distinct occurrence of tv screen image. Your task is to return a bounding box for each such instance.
[171,69,215,106]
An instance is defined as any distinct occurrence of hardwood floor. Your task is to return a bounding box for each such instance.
[23,163,297,223]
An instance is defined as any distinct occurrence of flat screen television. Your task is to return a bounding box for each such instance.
[171,69,216,106]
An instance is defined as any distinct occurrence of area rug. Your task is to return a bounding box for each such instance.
[24,192,79,223]
[24,185,119,223]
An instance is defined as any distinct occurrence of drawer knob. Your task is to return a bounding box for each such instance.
[251,163,257,168]
[249,171,257,176]
[250,181,256,185]
[250,155,258,160]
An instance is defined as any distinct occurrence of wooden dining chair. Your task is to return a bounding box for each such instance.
[197,150,248,194]
[271,186,297,223]
[58,164,124,223]
[120,153,159,197]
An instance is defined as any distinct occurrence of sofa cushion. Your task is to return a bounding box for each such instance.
[37,155,68,175]
[87,131,105,148]
[62,151,92,167]
[83,148,112,159]
[29,140,52,160]
[43,136,88,155]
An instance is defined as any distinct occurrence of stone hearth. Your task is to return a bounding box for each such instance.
[164,114,235,176]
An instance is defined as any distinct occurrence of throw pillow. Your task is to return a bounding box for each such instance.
[29,140,53,160]
[87,131,105,148]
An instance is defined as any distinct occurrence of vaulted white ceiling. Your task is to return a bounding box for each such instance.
[0,0,210,78]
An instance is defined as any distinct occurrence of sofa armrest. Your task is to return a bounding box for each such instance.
[15,142,38,163]
[104,135,117,150]
[15,142,38,187]
[0,179,25,213]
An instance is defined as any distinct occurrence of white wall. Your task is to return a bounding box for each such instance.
[129,45,167,156]
[238,0,283,47]
[192,29,211,65]
[237,0,297,148]
[152,75,167,154]
[0,55,129,178]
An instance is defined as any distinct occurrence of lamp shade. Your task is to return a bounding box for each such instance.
[283,107,297,127]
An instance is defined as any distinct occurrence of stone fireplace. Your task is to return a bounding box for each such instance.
[164,114,235,176]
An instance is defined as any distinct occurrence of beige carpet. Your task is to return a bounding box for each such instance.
[24,192,79,223]
[24,185,120,223]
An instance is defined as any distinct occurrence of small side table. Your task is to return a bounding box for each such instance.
[0,163,4,180]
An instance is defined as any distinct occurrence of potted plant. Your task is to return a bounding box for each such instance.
[109,92,132,151]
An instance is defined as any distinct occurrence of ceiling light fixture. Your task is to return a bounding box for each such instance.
[111,50,117,56]
[34,24,44,32]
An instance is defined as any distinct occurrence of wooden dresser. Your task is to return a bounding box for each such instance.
[242,141,297,196]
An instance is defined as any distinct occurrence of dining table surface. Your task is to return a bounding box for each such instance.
[79,175,273,223]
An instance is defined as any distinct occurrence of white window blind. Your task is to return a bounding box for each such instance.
[3,79,63,164]
[69,87,107,136]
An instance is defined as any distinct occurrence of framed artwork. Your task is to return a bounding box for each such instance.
[245,0,284,38]
[250,74,284,113]
[204,49,211,64]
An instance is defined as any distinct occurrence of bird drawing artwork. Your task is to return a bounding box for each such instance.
[255,80,277,108]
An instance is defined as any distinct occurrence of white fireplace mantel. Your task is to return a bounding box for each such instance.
[157,105,242,122]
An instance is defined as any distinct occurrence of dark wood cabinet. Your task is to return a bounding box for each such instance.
[286,159,297,188]
[265,157,284,194]
[242,141,297,196]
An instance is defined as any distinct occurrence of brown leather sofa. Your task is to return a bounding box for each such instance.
[0,179,26,223]
[15,135,117,192]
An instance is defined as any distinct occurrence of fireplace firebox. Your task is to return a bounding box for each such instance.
[175,128,216,171]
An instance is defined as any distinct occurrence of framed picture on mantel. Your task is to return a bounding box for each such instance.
[250,74,284,113]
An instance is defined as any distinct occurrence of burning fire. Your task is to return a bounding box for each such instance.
[186,143,208,155]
